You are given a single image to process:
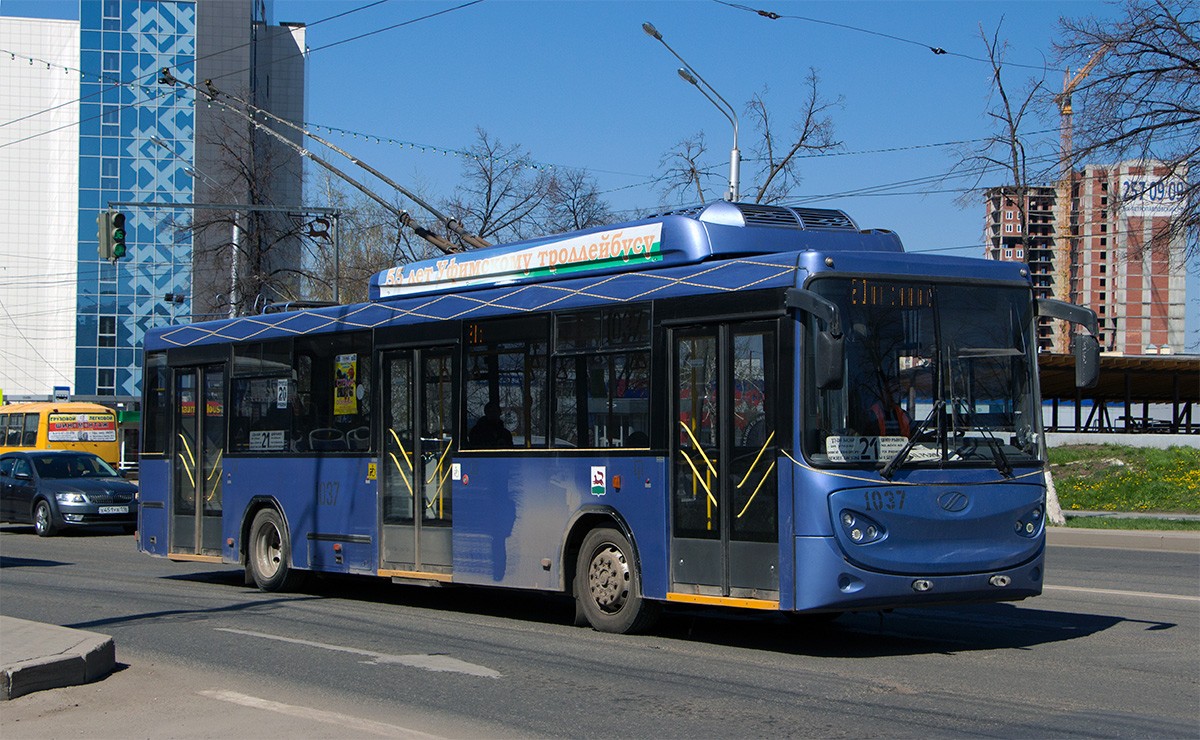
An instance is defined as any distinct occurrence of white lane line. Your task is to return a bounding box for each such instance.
[1044,584,1200,603]
[199,689,442,738]
[214,627,502,678]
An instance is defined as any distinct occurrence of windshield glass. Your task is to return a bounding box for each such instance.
[803,278,1040,469]
[31,454,119,479]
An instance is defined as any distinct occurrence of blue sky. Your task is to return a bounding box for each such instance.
[4,0,1196,348]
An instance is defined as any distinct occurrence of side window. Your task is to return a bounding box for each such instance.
[13,458,32,478]
[0,458,15,477]
[463,317,549,449]
[230,340,295,454]
[22,414,39,446]
[142,352,170,454]
[552,306,651,448]
[5,415,21,446]
[293,332,372,452]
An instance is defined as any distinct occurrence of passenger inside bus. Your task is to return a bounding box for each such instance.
[468,401,513,448]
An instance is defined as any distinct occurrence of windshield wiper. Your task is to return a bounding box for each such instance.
[880,399,943,480]
[949,401,1014,478]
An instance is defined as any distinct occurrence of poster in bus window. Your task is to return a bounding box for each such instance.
[334,354,358,416]
[47,413,117,442]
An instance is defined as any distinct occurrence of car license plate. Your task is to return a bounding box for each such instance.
[98,505,129,515]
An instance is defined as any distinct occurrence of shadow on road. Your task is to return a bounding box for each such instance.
[143,567,1170,658]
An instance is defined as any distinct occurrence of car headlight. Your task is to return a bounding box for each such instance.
[55,492,87,504]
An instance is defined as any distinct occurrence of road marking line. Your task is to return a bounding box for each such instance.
[1044,584,1200,603]
[214,627,502,678]
[199,689,441,738]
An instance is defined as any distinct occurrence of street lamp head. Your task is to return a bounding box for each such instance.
[677,68,698,86]
[642,22,661,40]
[149,136,168,149]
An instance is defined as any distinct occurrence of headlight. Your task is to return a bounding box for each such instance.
[55,492,87,504]
[1014,507,1043,538]
[839,509,886,544]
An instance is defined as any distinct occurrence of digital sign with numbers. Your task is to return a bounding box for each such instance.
[850,278,931,308]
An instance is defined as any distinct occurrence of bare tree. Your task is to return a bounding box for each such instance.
[189,101,309,318]
[300,174,444,305]
[657,71,842,206]
[1056,0,1199,258]
[745,72,842,204]
[444,128,553,245]
[951,22,1048,236]
[541,167,614,234]
[658,132,717,205]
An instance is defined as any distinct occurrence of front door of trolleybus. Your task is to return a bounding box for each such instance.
[170,364,225,557]
[378,347,456,577]
[670,321,780,600]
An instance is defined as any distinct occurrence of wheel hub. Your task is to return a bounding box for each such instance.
[588,544,630,613]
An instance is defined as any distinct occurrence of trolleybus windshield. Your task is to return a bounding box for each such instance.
[804,278,1039,470]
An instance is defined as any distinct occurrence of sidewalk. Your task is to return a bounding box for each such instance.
[0,616,115,700]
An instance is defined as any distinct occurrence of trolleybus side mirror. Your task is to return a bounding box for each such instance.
[1036,297,1100,389]
[1072,333,1100,389]
[786,288,845,390]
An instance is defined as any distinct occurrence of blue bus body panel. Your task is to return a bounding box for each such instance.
[137,458,169,556]
[793,535,1043,612]
[452,454,669,598]
[223,457,378,573]
[826,481,1045,575]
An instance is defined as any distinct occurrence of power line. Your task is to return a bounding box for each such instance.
[713,0,1057,73]
[0,0,484,148]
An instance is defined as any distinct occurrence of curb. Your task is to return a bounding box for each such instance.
[0,617,116,701]
[1047,527,1200,554]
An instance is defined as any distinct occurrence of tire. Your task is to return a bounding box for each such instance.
[247,508,304,592]
[33,500,57,537]
[575,527,659,634]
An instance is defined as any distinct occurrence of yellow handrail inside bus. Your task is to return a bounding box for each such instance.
[387,452,414,497]
[736,460,776,519]
[176,433,196,489]
[736,431,775,489]
[678,421,717,477]
[388,428,412,469]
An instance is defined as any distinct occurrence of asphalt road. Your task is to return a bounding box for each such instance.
[1,526,1197,739]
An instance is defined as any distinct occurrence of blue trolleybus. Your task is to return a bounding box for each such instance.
[137,201,1099,633]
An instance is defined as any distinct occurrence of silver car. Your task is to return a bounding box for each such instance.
[0,450,138,536]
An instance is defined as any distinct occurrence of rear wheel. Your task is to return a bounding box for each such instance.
[247,508,304,592]
[575,527,659,634]
[33,500,57,537]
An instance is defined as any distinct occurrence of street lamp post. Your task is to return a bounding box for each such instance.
[643,21,740,202]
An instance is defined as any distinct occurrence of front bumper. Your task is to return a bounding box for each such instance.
[793,535,1043,612]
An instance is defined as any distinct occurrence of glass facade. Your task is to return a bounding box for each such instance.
[77,0,198,397]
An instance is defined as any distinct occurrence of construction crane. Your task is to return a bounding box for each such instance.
[1051,44,1109,351]
[1054,44,1111,179]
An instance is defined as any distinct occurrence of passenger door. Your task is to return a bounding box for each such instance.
[170,364,226,557]
[378,347,456,577]
[670,321,780,601]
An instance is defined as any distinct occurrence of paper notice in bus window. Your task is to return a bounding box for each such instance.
[334,354,358,415]
[825,435,909,462]
[249,430,287,451]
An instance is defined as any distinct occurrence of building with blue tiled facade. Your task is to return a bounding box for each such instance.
[0,0,305,408]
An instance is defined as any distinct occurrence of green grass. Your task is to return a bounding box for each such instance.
[1062,516,1200,531]
[1049,444,1200,515]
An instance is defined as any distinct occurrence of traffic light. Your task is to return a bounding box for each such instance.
[97,212,113,259]
[111,212,127,259]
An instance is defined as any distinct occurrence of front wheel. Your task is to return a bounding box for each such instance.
[247,508,304,592]
[33,500,57,537]
[575,527,659,634]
